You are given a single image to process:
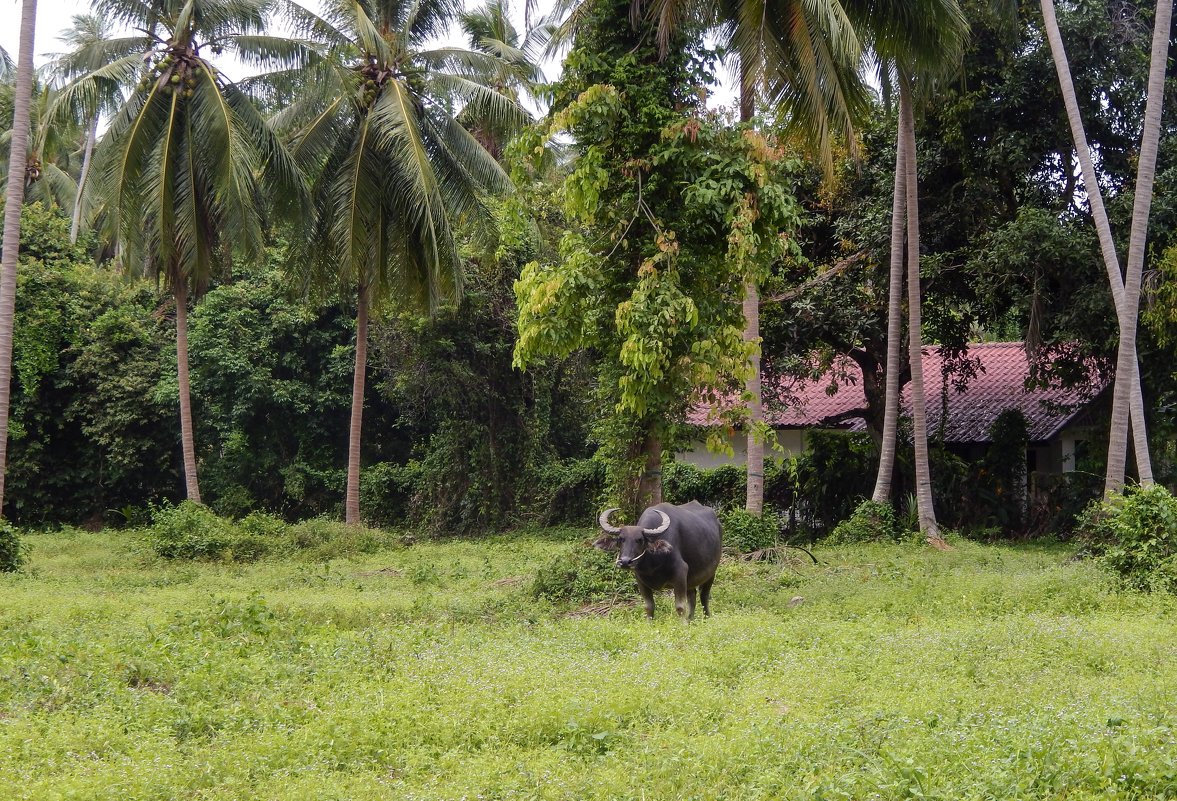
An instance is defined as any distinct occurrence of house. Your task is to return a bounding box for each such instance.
[680,342,1106,475]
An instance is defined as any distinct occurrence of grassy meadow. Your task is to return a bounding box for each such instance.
[3,527,1177,800]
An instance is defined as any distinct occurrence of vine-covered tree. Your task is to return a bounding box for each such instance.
[514,0,802,518]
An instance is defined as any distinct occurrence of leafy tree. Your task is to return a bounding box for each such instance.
[84,0,306,503]
[514,0,803,517]
[277,0,522,525]
[3,203,179,523]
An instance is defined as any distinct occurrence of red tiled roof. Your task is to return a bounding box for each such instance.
[687,342,1105,443]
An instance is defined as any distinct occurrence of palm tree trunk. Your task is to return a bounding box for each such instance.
[174,280,202,503]
[1039,0,1154,486]
[345,285,368,525]
[70,113,98,244]
[743,280,765,515]
[0,0,38,517]
[1104,0,1171,494]
[871,106,908,505]
[899,81,940,541]
[738,57,766,516]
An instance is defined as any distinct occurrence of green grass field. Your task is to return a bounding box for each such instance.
[3,528,1177,800]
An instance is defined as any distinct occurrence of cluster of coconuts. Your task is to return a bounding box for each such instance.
[137,49,204,99]
[355,58,394,108]
[25,157,42,183]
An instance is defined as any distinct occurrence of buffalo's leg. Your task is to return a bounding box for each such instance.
[637,582,656,619]
[699,578,714,617]
[673,577,689,619]
[687,587,698,620]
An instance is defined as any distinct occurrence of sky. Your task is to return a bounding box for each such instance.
[1,0,739,108]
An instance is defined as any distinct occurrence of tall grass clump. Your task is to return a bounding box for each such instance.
[1077,484,1177,591]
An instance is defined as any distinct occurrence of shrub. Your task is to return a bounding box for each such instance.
[360,461,422,529]
[145,502,242,560]
[663,461,746,509]
[0,521,28,572]
[540,458,606,527]
[721,508,780,553]
[828,500,897,544]
[1076,485,1177,592]
[287,517,395,560]
[145,504,396,563]
[531,542,633,604]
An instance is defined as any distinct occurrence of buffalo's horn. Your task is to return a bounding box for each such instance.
[643,510,671,536]
[598,508,622,534]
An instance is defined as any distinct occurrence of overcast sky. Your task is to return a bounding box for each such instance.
[1,0,737,108]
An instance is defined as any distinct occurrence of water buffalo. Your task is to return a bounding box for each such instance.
[594,501,722,620]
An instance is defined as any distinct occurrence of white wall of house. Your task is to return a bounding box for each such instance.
[677,428,807,469]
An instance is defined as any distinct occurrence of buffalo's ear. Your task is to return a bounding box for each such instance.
[593,535,620,552]
[648,538,672,554]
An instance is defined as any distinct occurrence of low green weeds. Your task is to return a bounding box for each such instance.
[1,528,1175,799]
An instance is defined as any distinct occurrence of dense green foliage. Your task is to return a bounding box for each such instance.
[4,530,1177,798]
[4,204,179,523]
[1079,485,1177,592]
[0,521,26,572]
[144,501,400,562]
[829,499,899,544]
[719,507,780,553]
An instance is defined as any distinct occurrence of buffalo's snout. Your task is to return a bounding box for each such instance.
[616,557,634,568]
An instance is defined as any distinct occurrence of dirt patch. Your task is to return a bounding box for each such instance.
[566,598,637,618]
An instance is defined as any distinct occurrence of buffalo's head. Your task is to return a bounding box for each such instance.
[594,508,672,568]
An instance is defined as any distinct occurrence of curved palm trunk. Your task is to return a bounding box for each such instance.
[1039,0,1154,487]
[70,113,99,244]
[1104,0,1171,494]
[174,281,202,503]
[345,285,368,525]
[899,82,940,541]
[0,0,38,516]
[871,109,908,505]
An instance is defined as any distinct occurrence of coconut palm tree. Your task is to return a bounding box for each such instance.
[1,82,82,212]
[0,0,38,516]
[857,0,967,536]
[78,0,307,503]
[1038,0,1170,493]
[45,13,130,242]
[275,0,523,525]
[458,0,543,158]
